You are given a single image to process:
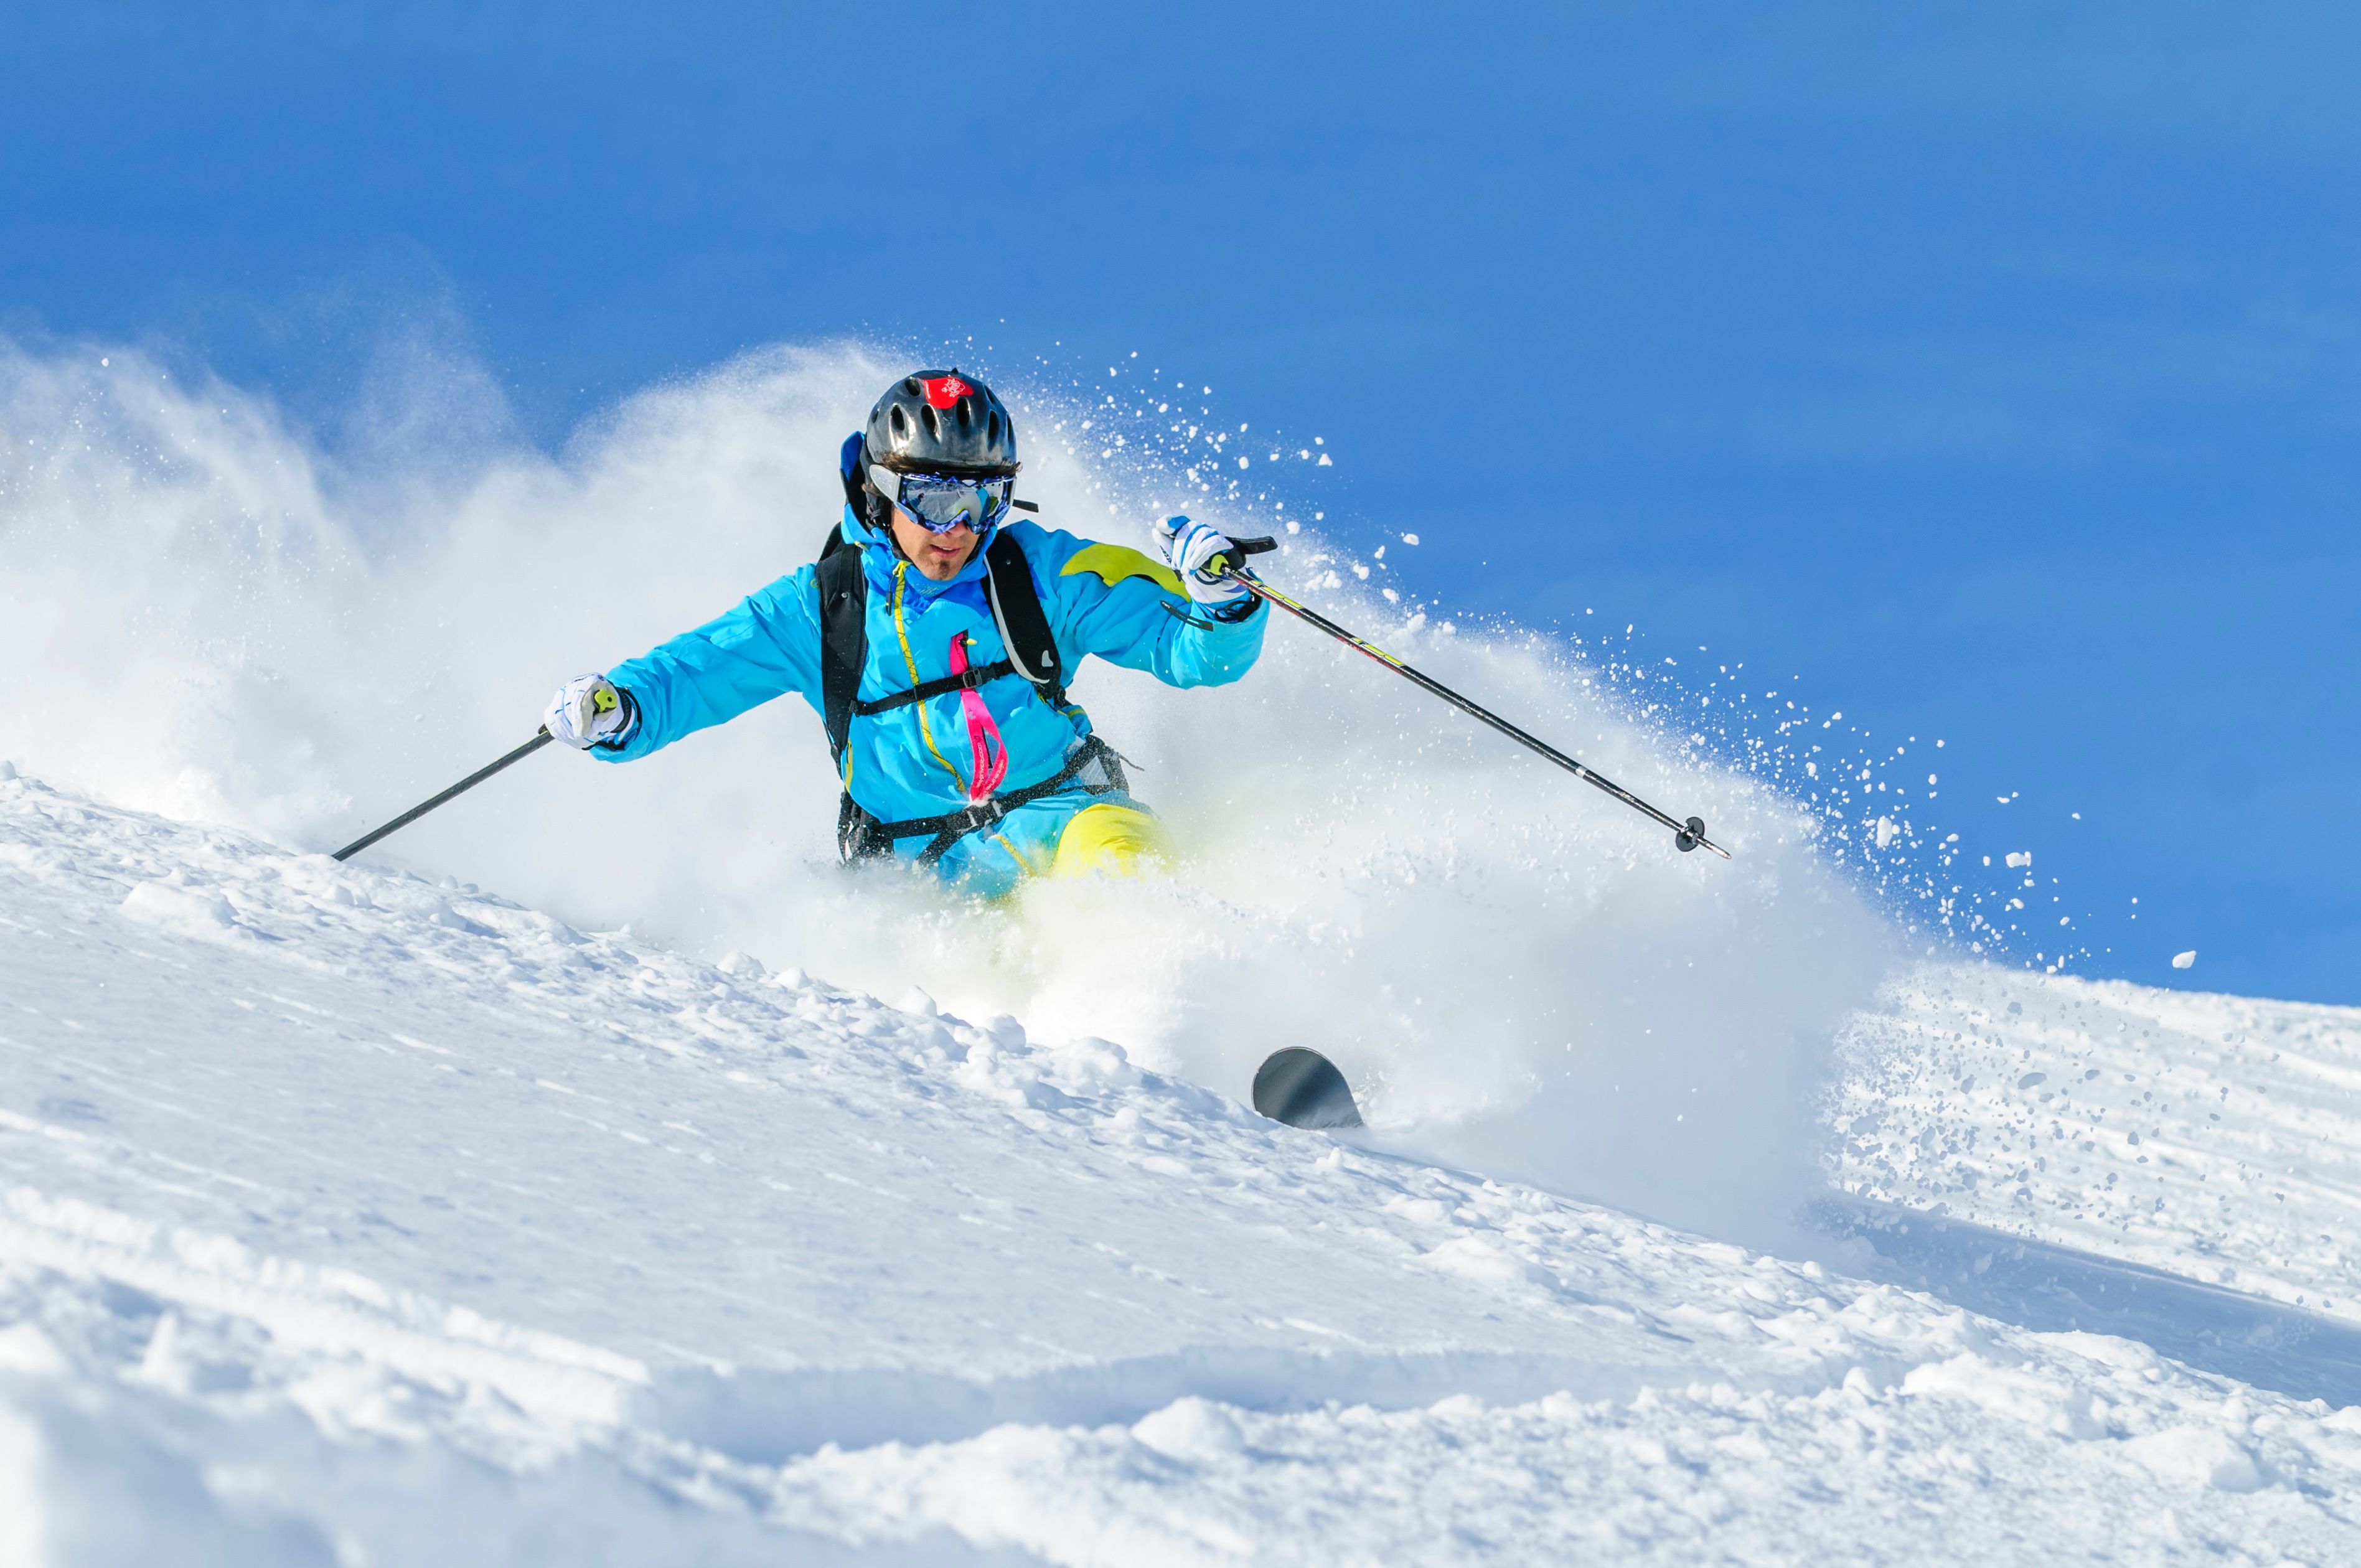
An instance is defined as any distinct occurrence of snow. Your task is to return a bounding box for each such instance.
[0,339,1892,1254]
[6,340,2361,1559]
[1831,969,2361,1332]
[7,773,2361,1562]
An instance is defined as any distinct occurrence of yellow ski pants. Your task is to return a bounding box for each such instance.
[1047,803,1171,880]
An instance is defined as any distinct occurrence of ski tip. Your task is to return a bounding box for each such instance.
[1252,1047,1364,1131]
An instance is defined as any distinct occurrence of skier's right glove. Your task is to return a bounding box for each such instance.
[1154,515,1254,614]
[543,674,637,750]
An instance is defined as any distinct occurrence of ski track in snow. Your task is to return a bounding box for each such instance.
[4,776,2361,1562]
[1831,974,2361,1326]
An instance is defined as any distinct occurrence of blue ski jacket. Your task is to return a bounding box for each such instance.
[595,507,1266,894]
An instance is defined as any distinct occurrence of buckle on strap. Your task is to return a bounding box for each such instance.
[859,732,1125,857]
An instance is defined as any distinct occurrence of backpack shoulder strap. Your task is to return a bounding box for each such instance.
[815,547,870,763]
[983,529,1066,706]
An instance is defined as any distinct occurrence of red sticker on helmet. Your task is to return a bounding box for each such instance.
[921,376,972,409]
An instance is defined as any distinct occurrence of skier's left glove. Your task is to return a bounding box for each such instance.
[543,674,637,750]
[1154,515,1256,616]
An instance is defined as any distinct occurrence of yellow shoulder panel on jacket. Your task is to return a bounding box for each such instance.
[1060,542,1186,598]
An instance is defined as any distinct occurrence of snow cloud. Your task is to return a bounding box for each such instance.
[0,334,1896,1252]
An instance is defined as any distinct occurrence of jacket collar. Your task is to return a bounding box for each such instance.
[846,504,996,598]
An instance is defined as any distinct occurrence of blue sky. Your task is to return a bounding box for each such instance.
[6,3,2355,1001]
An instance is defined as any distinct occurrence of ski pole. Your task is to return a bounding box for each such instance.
[330,730,555,862]
[1211,538,1731,859]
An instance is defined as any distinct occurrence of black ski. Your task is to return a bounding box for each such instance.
[1252,1048,1364,1130]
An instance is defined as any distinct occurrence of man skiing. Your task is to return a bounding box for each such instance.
[540,369,1267,898]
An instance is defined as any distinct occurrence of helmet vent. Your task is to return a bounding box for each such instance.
[863,367,1019,478]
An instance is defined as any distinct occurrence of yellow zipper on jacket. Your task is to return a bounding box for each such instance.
[891,561,969,792]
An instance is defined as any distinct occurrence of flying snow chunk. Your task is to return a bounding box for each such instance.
[1875,817,1897,848]
[2006,852,2032,868]
[1401,533,1420,545]
[2172,951,2198,970]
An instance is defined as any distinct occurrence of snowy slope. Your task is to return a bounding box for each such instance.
[7,772,2361,1564]
[1831,970,2361,1325]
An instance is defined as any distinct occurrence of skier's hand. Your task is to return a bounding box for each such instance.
[543,674,636,750]
[1153,515,1252,610]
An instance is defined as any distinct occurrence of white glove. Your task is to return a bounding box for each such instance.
[544,674,634,749]
[1153,515,1251,608]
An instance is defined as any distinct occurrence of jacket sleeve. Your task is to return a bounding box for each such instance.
[1022,524,1267,688]
[592,566,822,763]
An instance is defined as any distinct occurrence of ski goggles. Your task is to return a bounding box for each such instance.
[870,466,1016,534]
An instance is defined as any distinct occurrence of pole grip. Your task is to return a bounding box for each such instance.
[1209,535,1280,578]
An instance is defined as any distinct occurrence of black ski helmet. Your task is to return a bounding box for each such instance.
[862,369,1019,477]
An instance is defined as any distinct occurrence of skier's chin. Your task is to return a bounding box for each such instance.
[889,512,979,580]
[910,539,976,580]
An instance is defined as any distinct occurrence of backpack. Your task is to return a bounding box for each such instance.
[813,522,1127,866]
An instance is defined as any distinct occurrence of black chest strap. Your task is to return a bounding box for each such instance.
[852,655,1016,718]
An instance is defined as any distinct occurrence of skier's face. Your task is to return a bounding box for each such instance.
[889,505,980,580]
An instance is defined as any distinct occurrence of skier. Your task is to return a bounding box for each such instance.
[538,369,1267,898]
